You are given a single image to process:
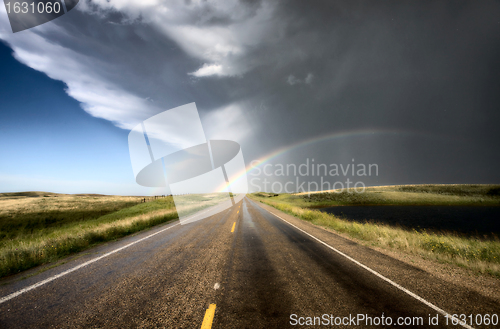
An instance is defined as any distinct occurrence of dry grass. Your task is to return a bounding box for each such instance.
[0,193,177,278]
[0,193,151,243]
[0,193,142,217]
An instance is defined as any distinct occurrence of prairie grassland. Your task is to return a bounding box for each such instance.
[250,184,500,277]
[0,193,177,278]
[0,192,148,241]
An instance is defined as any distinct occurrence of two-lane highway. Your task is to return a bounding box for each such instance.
[0,197,498,328]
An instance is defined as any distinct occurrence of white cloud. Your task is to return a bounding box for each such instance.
[189,63,224,77]
[0,6,161,129]
[78,0,276,77]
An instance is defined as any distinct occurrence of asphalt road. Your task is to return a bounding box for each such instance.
[0,197,498,328]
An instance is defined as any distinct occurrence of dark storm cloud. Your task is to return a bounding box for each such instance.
[222,0,500,185]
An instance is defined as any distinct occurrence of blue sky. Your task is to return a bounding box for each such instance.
[0,41,155,195]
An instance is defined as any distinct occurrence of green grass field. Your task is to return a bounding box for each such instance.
[256,184,500,207]
[250,184,500,278]
[0,193,178,278]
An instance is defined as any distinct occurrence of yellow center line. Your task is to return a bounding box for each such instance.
[201,304,216,329]
[231,222,236,232]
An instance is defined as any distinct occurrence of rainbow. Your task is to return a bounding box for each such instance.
[216,128,431,193]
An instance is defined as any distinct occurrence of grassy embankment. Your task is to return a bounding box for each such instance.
[249,184,500,277]
[0,192,178,278]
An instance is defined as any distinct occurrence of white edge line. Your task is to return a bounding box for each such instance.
[254,201,474,329]
[0,222,180,305]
